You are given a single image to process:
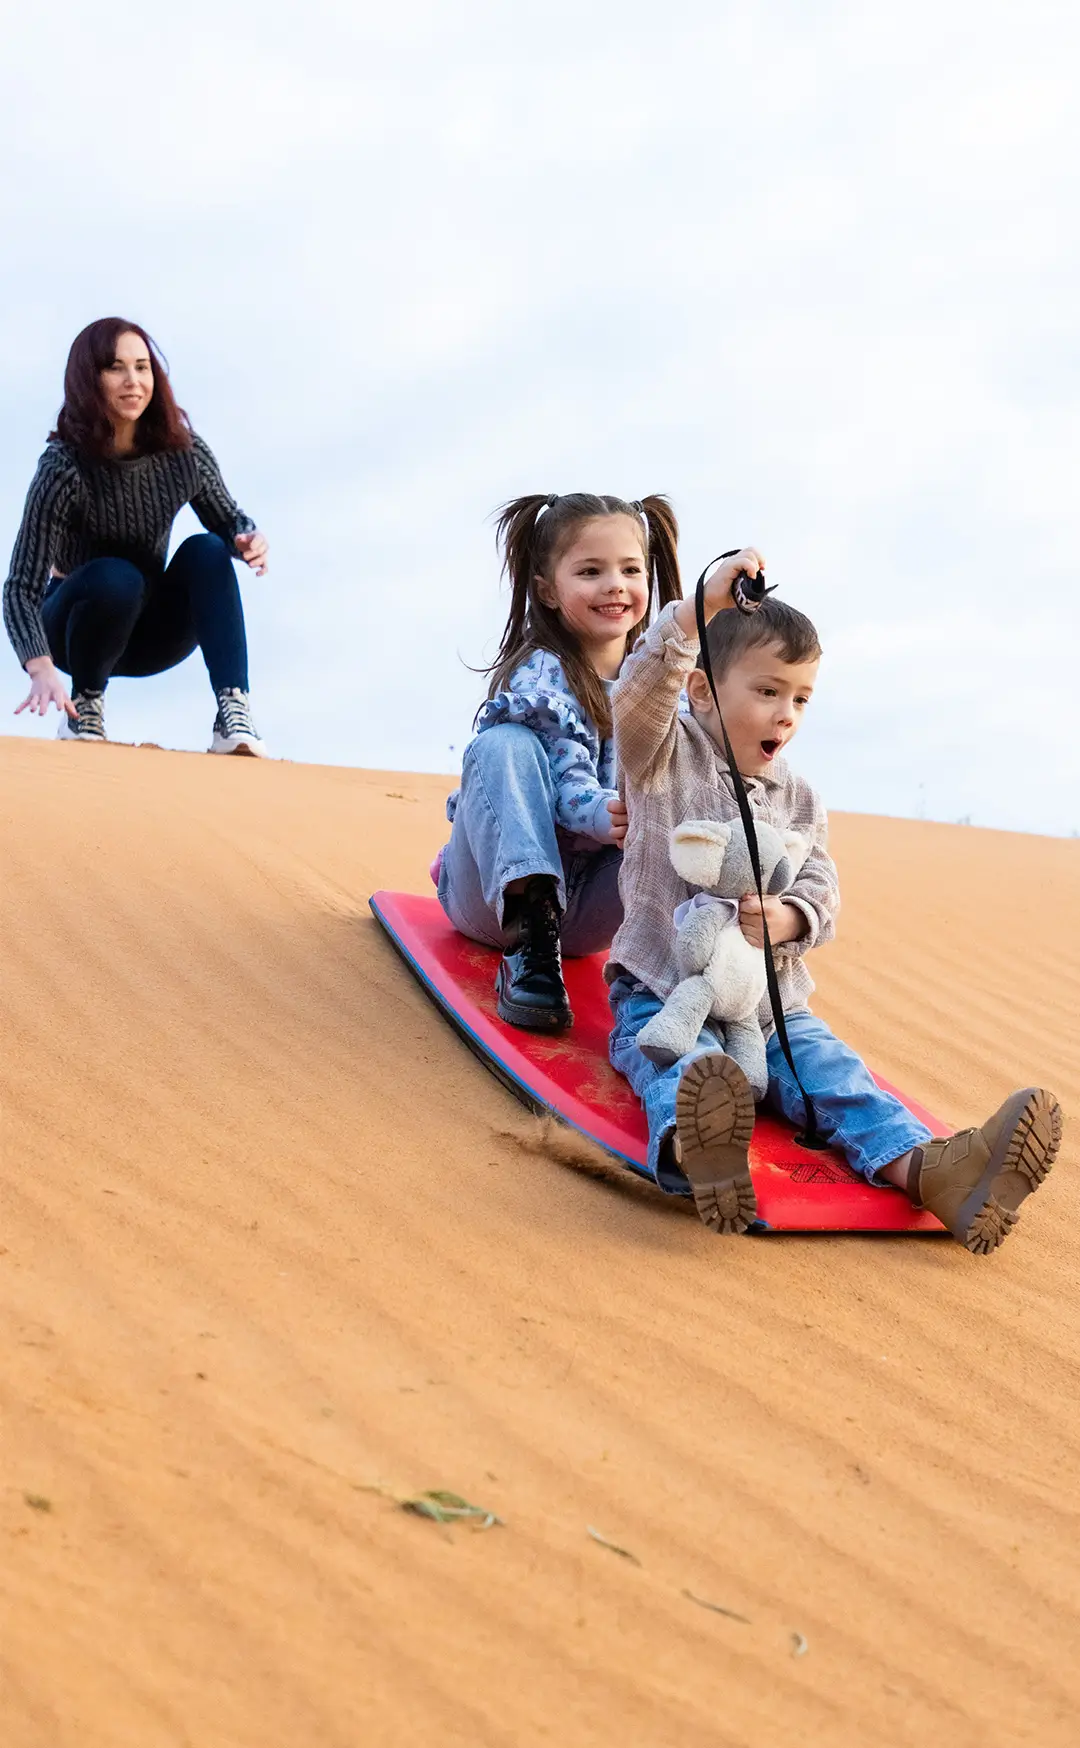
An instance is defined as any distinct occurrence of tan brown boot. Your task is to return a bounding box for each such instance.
[675,1052,758,1234]
[907,1087,1062,1254]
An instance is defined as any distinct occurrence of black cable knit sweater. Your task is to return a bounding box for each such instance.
[3,433,255,668]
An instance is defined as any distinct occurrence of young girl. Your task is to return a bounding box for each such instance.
[437,491,681,1031]
[5,316,268,754]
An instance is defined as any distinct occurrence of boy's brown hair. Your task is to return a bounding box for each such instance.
[699,596,822,680]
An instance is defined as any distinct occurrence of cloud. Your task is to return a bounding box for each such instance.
[1,0,1078,833]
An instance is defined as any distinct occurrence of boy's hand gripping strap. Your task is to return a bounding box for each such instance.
[693,558,822,1149]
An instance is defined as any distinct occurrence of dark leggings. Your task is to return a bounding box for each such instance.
[41,532,249,695]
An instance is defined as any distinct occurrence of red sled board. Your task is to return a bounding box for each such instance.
[370,890,947,1235]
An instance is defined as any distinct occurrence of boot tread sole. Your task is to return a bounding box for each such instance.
[675,1053,757,1235]
[954,1088,1063,1254]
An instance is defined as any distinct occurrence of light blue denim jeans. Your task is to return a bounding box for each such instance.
[438,723,623,953]
[608,975,933,1193]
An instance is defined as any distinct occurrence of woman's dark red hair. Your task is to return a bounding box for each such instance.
[51,317,192,460]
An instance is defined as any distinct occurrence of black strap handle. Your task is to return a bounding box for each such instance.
[693,555,822,1149]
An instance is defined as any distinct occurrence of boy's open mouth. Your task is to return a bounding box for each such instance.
[760,738,781,759]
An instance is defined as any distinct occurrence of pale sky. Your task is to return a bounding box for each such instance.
[2,0,1077,834]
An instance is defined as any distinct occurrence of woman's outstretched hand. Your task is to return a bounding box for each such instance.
[235,531,269,575]
[15,655,76,719]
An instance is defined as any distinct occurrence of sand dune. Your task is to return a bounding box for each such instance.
[1,734,1078,1748]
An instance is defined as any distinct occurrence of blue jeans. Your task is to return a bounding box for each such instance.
[438,722,623,952]
[608,975,933,1193]
[42,532,249,695]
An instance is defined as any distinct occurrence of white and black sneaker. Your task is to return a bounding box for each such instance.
[209,687,268,757]
[57,690,106,742]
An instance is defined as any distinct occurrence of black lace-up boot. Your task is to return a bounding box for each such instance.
[496,875,573,1031]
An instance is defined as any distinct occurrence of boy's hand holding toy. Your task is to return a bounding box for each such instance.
[738,893,806,949]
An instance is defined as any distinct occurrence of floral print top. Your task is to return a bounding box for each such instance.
[449,649,617,846]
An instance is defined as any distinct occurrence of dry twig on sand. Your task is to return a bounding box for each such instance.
[682,1588,751,1624]
[586,1525,641,1564]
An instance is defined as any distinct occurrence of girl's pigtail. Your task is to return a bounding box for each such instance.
[640,494,682,613]
[486,495,554,698]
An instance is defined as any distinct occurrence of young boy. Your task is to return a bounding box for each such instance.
[607,548,1062,1254]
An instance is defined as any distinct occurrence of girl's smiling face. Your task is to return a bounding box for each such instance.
[537,514,650,678]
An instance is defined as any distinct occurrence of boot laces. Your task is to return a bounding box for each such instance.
[518,892,562,972]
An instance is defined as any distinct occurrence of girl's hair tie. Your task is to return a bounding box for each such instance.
[630,500,644,514]
[544,493,559,509]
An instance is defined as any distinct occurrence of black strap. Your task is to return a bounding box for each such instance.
[693,555,822,1149]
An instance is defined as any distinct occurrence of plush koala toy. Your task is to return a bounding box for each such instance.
[635,817,809,1099]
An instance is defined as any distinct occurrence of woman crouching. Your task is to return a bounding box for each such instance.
[4,316,268,755]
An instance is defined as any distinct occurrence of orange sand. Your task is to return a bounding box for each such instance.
[1,734,1078,1748]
